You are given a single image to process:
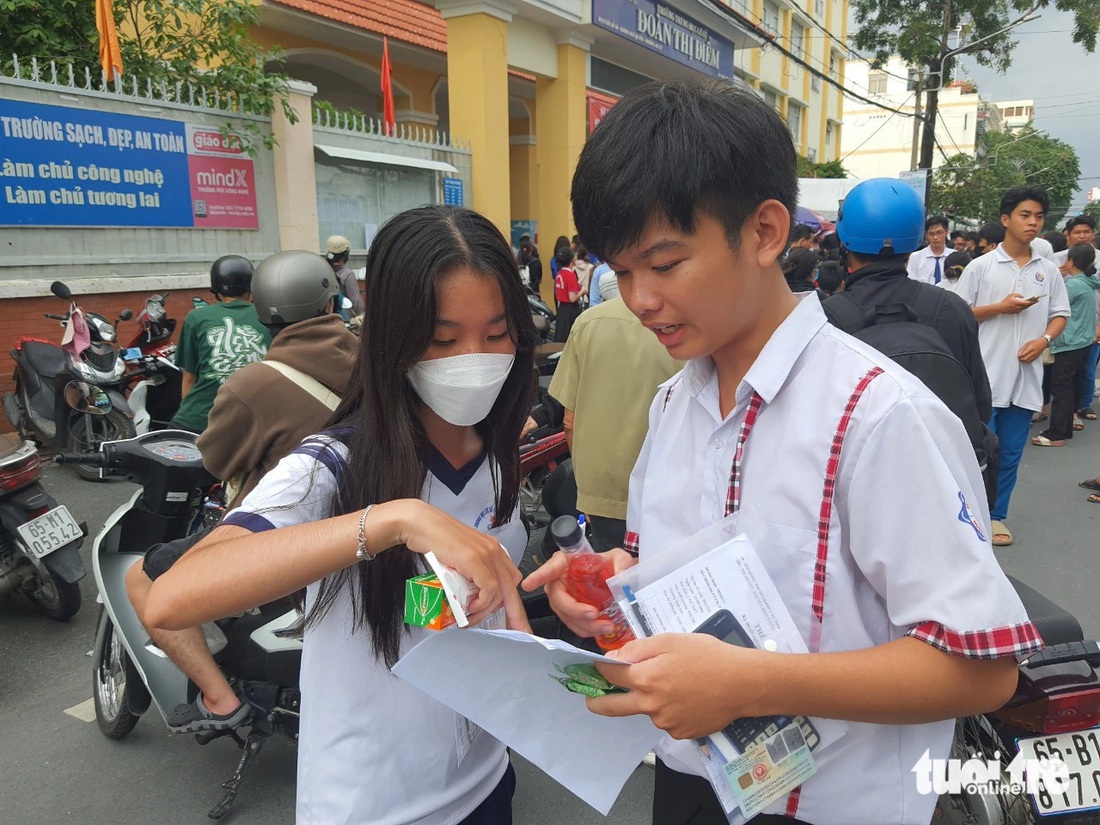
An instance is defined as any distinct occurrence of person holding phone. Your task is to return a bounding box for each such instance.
[526,80,1040,825]
[955,187,1070,546]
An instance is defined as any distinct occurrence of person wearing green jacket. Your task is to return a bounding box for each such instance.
[1033,243,1100,446]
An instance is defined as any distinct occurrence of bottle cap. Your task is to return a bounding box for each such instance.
[550,515,583,547]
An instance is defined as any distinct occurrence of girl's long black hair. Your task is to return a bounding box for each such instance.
[307,205,536,667]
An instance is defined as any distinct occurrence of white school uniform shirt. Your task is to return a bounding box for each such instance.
[955,246,1070,411]
[624,294,1041,825]
[224,433,525,825]
[906,245,949,284]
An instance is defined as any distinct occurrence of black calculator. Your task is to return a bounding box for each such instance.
[693,609,821,756]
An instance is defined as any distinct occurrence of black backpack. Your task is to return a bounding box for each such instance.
[822,283,1000,508]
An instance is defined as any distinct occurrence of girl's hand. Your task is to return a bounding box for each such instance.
[388,500,531,632]
[521,547,636,638]
[586,633,767,739]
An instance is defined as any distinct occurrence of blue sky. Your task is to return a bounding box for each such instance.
[953,9,1099,213]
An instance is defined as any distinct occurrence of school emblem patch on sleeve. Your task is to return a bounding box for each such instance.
[956,491,987,542]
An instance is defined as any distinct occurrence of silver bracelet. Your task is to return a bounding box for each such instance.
[355,504,378,562]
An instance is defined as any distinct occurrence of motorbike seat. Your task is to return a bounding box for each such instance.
[21,339,68,380]
[1008,575,1083,647]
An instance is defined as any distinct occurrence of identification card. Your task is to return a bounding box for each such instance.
[724,723,817,819]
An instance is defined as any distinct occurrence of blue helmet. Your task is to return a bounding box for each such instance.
[835,178,925,256]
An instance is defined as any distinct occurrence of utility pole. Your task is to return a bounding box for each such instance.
[910,70,924,172]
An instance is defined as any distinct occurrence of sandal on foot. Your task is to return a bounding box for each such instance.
[1031,412,1049,424]
[167,694,250,734]
[991,521,1013,547]
[1078,407,1098,421]
[1074,417,1085,431]
[1032,435,1065,446]
[1089,494,1100,504]
[1079,479,1100,492]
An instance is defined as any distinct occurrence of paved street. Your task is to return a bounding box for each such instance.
[2,423,1098,824]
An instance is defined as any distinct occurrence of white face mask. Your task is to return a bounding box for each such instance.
[407,352,515,426]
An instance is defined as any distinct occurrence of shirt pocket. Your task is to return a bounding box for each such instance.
[753,521,829,653]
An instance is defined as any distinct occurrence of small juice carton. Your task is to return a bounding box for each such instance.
[404,573,458,630]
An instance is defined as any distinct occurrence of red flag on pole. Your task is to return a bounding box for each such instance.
[96,0,124,83]
[380,37,396,137]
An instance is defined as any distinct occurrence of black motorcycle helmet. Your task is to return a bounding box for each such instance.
[209,255,254,298]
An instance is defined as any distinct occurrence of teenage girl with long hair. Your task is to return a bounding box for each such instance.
[146,205,536,824]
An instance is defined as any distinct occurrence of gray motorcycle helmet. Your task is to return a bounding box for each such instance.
[251,250,340,327]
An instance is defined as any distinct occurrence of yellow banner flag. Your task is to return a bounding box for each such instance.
[96,0,123,82]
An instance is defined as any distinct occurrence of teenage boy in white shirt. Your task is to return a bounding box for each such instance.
[525,80,1041,825]
[906,215,950,284]
[954,186,1069,547]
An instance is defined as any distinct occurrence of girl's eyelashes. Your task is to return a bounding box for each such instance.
[487,333,509,342]
[430,339,457,347]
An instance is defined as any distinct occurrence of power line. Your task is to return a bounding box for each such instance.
[839,92,915,161]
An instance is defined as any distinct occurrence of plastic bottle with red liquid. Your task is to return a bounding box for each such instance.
[550,515,635,651]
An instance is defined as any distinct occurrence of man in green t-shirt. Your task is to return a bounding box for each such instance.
[171,255,271,433]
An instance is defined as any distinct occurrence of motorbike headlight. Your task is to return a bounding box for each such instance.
[73,360,98,382]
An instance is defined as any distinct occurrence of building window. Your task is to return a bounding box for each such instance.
[807,147,817,162]
[826,122,833,145]
[787,104,802,146]
[762,89,779,110]
[811,74,821,92]
[829,51,839,78]
[814,0,825,17]
[791,23,804,59]
[868,71,888,95]
[763,1,779,34]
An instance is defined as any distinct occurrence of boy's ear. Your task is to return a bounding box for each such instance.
[749,200,792,268]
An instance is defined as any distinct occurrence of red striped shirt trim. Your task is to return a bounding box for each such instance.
[784,785,802,817]
[725,392,765,517]
[907,620,1044,659]
[812,367,884,624]
[623,530,640,556]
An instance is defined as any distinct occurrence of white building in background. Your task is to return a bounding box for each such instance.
[840,56,1004,180]
[997,99,1036,130]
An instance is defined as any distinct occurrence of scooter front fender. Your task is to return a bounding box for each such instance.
[105,389,132,418]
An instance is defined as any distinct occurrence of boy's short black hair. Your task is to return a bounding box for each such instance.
[925,215,949,232]
[965,231,979,243]
[1041,230,1068,253]
[571,79,798,260]
[815,260,845,294]
[978,222,1005,244]
[1000,186,1049,217]
[1065,214,1097,233]
[789,224,814,244]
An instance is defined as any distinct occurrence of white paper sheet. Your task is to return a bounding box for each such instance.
[392,628,663,815]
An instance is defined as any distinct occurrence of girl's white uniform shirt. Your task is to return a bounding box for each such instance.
[224,436,525,825]
[955,246,1070,411]
[625,295,1041,825]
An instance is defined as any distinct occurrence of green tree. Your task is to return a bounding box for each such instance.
[116,0,294,150]
[0,0,294,151]
[1083,201,1100,224]
[930,128,1081,227]
[850,0,1099,173]
[0,0,97,73]
[797,156,849,178]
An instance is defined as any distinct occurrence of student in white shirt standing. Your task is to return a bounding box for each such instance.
[906,215,950,284]
[145,205,536,825]
[954,186,1070,547]
[526,79,1040,825]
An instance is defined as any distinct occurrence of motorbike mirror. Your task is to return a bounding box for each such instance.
[50,281,72,301]
[63,381,110,415]
[119,308,134,321]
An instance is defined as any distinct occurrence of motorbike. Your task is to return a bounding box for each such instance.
[3,281,137,480]
[937,578,1100,825]
[0,433,87,620]
[528,286,556,343]
[120,293,183,435]
[57,430,299,820]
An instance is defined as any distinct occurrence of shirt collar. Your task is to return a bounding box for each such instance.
[992,244,1043,267]
[922,246,947,259]
[680,292,826,407]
